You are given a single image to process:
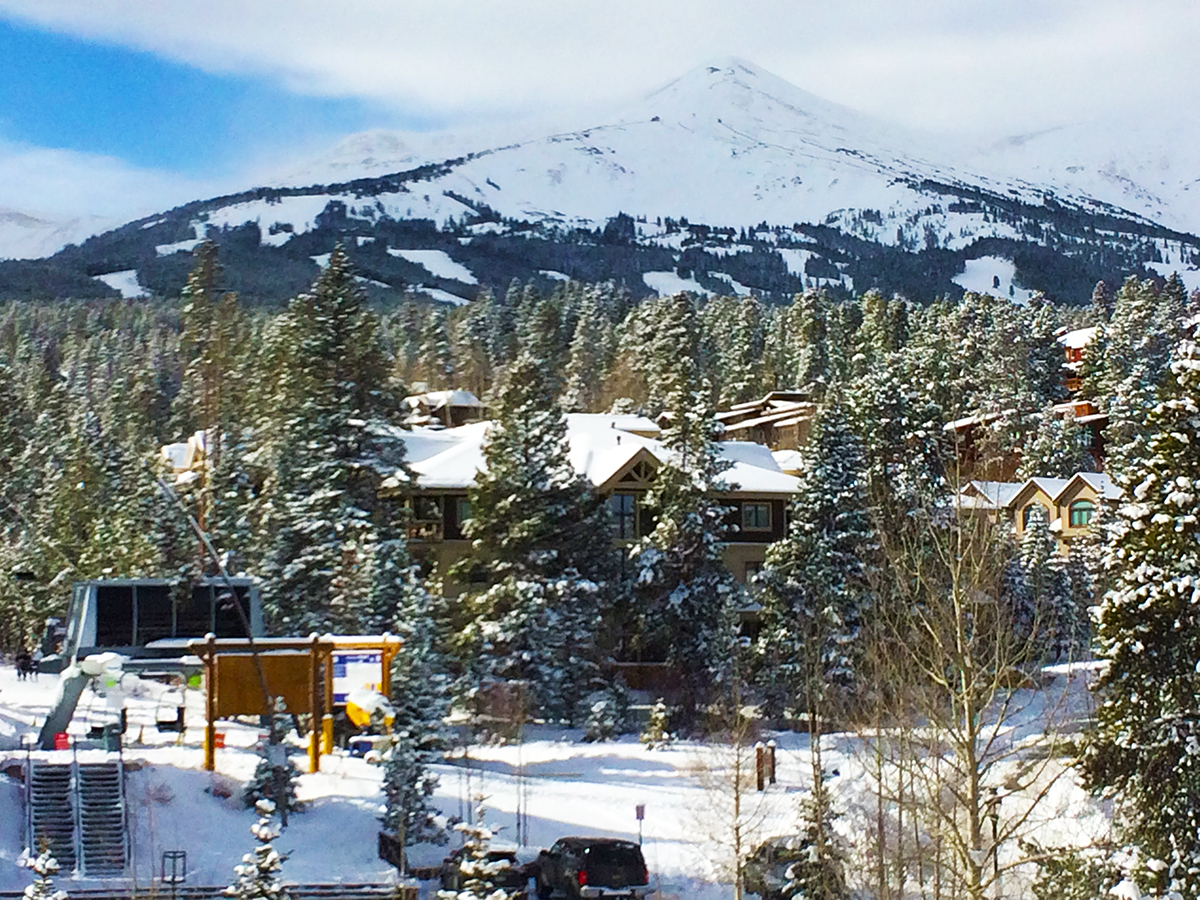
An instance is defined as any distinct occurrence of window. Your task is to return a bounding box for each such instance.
[456,497,472,527]
[610,492,638,540]
[1069,499,1095,527]
[742,502,771,531]
[413,495,443,521]
[1022,503,1048,529]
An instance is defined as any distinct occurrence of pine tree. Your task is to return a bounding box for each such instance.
[756,398,874,721]
[259,246,407,633]
[1084,332,1200,897]
[382,560,451,845]
[640,698,674,749]
[243,698,300,816]
[437,802,519,899]
[780,777,849,900]
[452,325,611,720]
[1017,409,1092,480]
[224,800,291,900]
[633,293,742,730]
[1013,506,1074,661]
[22,848,67,900]
[562,289,613,412]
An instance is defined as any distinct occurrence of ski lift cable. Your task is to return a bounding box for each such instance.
[154,475,276,723]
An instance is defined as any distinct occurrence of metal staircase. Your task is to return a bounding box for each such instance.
[26,757,127,877]
[76,762,127,876]
[27,762,75,871]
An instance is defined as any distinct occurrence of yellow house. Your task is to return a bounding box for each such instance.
[961,471,1120,552]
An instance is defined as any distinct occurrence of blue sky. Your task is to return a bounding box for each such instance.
[0,18,422,176]
[0,0,1196,224]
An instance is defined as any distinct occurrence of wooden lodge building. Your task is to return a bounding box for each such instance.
[379,412,801,591]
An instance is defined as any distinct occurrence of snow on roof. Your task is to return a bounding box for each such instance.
[716,440,800,495]
[381,413,799,496]
[723,404,814,433]
[1067,471,1122,501]
[1057,326,1098,350]
[410,389,484,410]
[963,480,1024,509]
[772,449,804,475]
[160,442,188,469]
[942,410,1014,432]
[1028,477,1071,499]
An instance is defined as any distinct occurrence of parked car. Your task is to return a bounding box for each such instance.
[440,843,528,898]
[535,837,652,899]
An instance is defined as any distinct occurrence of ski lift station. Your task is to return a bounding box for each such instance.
[59,577,262,668]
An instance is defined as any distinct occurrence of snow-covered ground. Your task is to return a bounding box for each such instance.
[386,249,478,285]
[93,270,148,298]
[0,661,1108,899]
[952,256,1038,304]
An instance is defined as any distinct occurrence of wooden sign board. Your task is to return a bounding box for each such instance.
[213,653,313,718]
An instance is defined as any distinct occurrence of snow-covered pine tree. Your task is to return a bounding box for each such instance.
[451,318,610,721]
[779,776,849,900]
[224,799,290,900]
[437,802,519,900]
[633,292,742,731]
[22,849,66,900]
[1013,506,1075,661]
[1084,331,1200,898]
[640,698,673,749]
[562,289,614,413]
[243,698,300,816]
[1089,276,1180,475]
[756,397,874,721]
[1016,409,1092,481]
[258,246,406,633]
[382,553,452,845]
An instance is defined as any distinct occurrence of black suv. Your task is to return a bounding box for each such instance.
[535,838,652,899]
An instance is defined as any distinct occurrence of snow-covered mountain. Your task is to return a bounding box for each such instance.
[263,58,1195,237]
[4,58,1198,303]
[0,206,116,261]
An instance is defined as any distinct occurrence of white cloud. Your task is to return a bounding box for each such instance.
[0,139,220,219]
[0,0,1197,134]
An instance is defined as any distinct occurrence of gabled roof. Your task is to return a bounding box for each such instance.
[1027,477,1071,499]
[959,472,1122,511]
[962,480,1024,510]
[379,412,800,497]
[1062,471,1122,501]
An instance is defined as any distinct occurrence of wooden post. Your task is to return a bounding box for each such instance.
[380,634,399,698]
[755,741,765,792]
[322,714,334,754]
[767,739,777,785]
[309,634,321,773]
[203,633,216,772]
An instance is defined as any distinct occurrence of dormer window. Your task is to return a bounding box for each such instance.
[1069,499,1095,527]
[1022,503,1049,529]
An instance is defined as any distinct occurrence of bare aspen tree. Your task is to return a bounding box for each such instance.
[852,469,1074,900]
[690,650,771,900]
